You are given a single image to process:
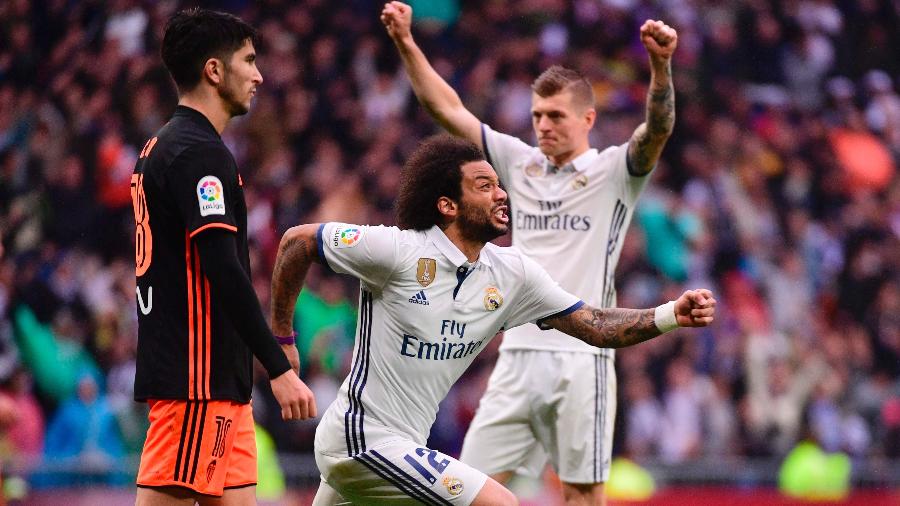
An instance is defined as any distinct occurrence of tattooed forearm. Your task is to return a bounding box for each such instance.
[647,61,675,137]
[547,306,661,348]
[627,60,675,176]
[270,226,319,335]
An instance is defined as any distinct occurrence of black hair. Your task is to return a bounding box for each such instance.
[161,8,258,92]
[396,135,485,230]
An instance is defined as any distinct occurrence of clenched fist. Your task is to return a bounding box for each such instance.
[381,2,413,42]
[640,20,678,61]
[674,289,716,327]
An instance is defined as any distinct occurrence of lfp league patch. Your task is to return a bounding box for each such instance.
[197,175,226,216]
[331,225,363,249]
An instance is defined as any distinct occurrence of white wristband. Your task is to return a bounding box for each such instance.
[654,301,679,333]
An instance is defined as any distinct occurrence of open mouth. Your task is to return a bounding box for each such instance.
[493,206,509,224]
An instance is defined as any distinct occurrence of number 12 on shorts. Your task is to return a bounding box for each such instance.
[404,448,449,485]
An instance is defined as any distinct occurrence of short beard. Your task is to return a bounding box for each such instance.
[457,201,507,243]
[219,67,249,117]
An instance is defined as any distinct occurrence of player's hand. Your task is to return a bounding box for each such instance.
[640,20,678,61]
[270,370,317,421]
[281,343,301,375]
[381,1,413,41]
[673,289,715,327]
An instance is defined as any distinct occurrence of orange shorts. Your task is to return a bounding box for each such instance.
[136,399,257,497]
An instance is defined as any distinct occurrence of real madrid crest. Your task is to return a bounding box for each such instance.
[572,174,588,190]
[443,476,464,496]
[525,162,543,177]
[417,258,437,287]
[483,287,503,311]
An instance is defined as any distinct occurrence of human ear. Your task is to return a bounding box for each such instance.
[437,196,458,218]
[203,58,224,85]
[585,108,596,128]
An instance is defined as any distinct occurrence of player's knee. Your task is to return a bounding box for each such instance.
[472,478,518,506]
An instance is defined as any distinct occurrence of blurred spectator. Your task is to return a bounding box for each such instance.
[0,0,897,491]
[105,0,149,58]
[36,373,126,487]
[862,70,900,154]
[11,304,102,404]
[743,328,830,456]
[0,367,44,466]
[883,397,900,459]
[762,249,814,335]
[623,372,662,458]
[292,272,356,377]
[636,189,702,282]
[658,358,705,463]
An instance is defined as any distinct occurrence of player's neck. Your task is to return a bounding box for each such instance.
[178,91,231,134]
[546,144,590,167]
[442,224,484,263]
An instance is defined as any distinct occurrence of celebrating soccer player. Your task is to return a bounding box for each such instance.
[270,134,713,505]
[383,2,678,503]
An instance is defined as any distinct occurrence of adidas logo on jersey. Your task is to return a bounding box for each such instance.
[408,290,429,305]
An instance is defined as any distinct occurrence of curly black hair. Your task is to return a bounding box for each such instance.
[395,134,485,230]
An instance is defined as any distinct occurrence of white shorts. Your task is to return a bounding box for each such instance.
[315,437,489,505]
[460,349,616,484]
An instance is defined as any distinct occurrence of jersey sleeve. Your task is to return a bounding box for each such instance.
[317,222,401,288]
[481,123,534,184]
[168,142,240,237]
[612,142,652,205]
[504,252,583,330]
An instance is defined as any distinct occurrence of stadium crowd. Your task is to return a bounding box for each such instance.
[0,0,898,491]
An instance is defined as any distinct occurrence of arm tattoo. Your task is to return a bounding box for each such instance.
[547,306,661,348]
[627,61,675,176]
[270,233,318,334]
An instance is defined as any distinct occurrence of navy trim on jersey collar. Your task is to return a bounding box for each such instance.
[173,105,220,137]
[425,226,492,268]
[544,148,598,174]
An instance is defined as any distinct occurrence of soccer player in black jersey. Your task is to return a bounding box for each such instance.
[131,9,315,505]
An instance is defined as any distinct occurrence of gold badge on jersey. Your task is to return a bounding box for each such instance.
[525,162,543,177]
[416,258,437,287]
[572,174,588,190]
[483,287,503,311]
[443,476,464,496]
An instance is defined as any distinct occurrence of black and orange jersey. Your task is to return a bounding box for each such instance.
[131,105,254,403]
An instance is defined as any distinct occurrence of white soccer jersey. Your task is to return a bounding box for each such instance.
[481,124,651,356]
[313,222,582,457]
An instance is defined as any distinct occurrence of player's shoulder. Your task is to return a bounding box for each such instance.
[153,112,230,162]
[156,111,216,143]
[481,243,533,277]
[177,140,233,164]
[586,143,628,172]
[483,124,540,154]
[141,131,229,182]
[394,227,432,258]
[330,223,426,250]
[396,226,429,243]
[353,223,423,241]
